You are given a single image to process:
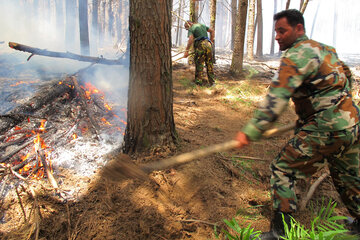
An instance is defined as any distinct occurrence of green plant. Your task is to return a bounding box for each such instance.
[214,199,358,240]
[214,218,261,240]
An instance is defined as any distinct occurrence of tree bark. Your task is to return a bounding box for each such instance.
[79,0,90,56]
[300,0,309,14]
[230,0,248,76]
[210,0,217,31]
[246,0,256,60]
[190,0,196,22]
[124,0,176,153]
[286,0,291,10]
[231,0,237,50]
[256,0,263,57]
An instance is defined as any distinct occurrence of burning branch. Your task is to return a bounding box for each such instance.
[9,42,125,65]
[69,76,100,138]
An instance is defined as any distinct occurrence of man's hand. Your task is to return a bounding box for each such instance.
[235,132,250,148]
[184,51,189,58]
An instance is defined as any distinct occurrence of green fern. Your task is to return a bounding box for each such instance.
[214,199,358,240]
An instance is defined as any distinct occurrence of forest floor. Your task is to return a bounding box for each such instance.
[1,53,360,240]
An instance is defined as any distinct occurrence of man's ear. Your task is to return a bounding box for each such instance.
[296,23,305,34]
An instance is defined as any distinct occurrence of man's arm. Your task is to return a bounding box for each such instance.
[184,35,194,58]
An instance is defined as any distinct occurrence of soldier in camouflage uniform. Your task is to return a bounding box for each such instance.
[235,9,360,239]
[184,21,215,87]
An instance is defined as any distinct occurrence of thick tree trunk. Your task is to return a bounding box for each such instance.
[256,0,263,57]
[231,0,237,50]
[79,0,90,56]
[246,0,256,60]
[230,0,248,76]
[125,0,176,153]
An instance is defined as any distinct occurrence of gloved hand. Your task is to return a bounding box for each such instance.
[235,132,250,148]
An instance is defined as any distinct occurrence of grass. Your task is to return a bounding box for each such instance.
[220,80,268,110]
[214,199,358,240]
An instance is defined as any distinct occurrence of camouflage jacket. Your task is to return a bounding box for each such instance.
[242,35,360,141]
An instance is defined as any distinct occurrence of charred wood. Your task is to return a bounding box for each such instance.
[0,78,74,135]
[0,138,34,163]
[69,76,100,138]
[9,42,125,65]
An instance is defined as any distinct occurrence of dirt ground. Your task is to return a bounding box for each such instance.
[1,59,359,239]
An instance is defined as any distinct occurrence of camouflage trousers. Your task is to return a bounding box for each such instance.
[194,40,215,86]
[270,123,360,218]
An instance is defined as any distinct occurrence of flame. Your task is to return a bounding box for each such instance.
[10,80,38,87]
[101,117,112,126]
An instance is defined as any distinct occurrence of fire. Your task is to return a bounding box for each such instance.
[10,80,38,86]
[101,118,112,126]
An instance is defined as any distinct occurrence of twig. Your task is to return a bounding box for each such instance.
[37,148,59,191]
[299,172,330,211]
[15,185,27,223]
[180,218,217,226]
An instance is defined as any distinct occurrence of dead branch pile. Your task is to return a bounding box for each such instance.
[0,71,126,238]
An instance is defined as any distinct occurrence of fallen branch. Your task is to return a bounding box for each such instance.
[9,42,125,65]
[0,138,34,163]
[299,172,330,211]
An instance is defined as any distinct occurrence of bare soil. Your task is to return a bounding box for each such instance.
[0,60,357,239]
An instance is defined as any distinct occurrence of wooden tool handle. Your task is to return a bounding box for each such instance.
[141,123,296,172]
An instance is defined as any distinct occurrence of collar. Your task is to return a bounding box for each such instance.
[291,35,309,48]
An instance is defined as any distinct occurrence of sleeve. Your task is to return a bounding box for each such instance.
[242,47,320,141]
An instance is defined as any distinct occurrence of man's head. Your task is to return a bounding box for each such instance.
[273,9,305,51]
[184,20,193,30]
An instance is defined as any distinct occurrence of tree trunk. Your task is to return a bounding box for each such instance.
[300,0,309,14]
[108,0,115,37]
[256,0,263,57]
[125,0,176,153]
[230,0,248,76]
[299,0,304,10]
[55,0,64,37]
[270,0,277,55]
[190,0,196,22]
[246,0,255,60]
[210,0,217,30]
[65,0,76,51]
[231,0,237,50]
[79,0,90,55]
[175,0,183,46]
[92,0,99,55]
[286,0,291,9]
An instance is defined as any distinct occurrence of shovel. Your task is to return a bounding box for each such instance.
[101,123,296,181]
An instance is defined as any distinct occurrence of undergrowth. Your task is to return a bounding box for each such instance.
[214,199,357,240]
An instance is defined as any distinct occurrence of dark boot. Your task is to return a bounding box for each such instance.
[255,212,292,240]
